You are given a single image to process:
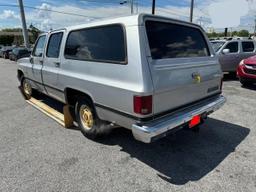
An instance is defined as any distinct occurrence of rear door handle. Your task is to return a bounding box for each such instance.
[54,62,60,67]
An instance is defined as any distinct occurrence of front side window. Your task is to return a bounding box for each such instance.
[211,41,225,52]
[64,24,126,63]
[242,42,254,52]
[145,20,210,59]
[46,32,63,58]
[33,35,46,57]
[224,42,238,53]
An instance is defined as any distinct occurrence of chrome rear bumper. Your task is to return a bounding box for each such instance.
[132,95,226,143]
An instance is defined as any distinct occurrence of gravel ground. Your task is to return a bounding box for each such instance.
[0,58,255,192]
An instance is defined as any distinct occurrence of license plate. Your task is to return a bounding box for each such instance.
[189,115,201,128]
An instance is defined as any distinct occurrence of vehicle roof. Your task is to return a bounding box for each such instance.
[2,46,13,50]
[13,47,28,50]
[211,39,255,43]
[47,13,202,33]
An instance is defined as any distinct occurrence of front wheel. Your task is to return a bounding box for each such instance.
[21,78,32,99]
[240,79,253,87]
[75,98,107,139]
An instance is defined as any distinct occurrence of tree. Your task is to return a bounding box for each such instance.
[28,24,41,44]
[238,30,249,37]
[232,31,238,36]
[2,28,22,32]
[0,35,15,45]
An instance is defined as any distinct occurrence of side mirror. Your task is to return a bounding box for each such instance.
[222,49,230,54]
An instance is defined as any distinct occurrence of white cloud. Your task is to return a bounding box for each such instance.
[37,3,52,19]
[26,3,133,31]
[1,1,255,32]
[209,0,248,28]
[0,10,19,20]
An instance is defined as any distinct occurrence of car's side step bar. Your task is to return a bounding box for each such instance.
[26,97,74,128]
[19,85,74,128]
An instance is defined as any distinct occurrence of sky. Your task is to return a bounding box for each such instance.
[0,0,255,32]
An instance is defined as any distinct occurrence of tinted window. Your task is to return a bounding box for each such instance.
[19,49,28,54]
[46,32,63,58]
[145,21,210,59]
[242,42,254,52]
[33,35,46,57]
[65,24,126,63]
[13,48,19,55]
[224,42,238,53]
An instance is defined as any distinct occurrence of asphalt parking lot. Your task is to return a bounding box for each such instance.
[0,58,256,192]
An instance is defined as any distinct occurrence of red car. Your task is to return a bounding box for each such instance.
[237,55,256,86]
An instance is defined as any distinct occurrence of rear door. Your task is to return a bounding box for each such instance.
[144,19,222,115]
[42,30,64,101]
[240,41,256,60]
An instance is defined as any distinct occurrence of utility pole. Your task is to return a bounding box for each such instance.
[120,1,134,14]
[17,0,29,48]
[152,0,156,15]
[130,0,134,14]
[190,0,194,22]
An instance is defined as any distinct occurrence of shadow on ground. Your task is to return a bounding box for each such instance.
[98,118,249,185]
[27,93,250,185]
[223,73,238,81]
[241,84,256,91]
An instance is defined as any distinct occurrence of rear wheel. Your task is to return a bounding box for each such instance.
[22,78,32,99]
[75,97,106,139]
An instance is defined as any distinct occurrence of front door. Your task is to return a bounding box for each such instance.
[30,35,47,92]
[42,31,64,102]
[219,41,240,72]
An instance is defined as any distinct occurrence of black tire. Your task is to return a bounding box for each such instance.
[229,72,237,79]
[240,79,253,87]
[75,97,105,139]
[21,78,32,99]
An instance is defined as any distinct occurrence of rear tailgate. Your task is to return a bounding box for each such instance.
[144,18,222,115]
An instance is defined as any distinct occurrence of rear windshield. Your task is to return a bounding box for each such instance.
[145,20,210,59]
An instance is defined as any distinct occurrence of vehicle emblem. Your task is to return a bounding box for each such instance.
[192,72,201,83]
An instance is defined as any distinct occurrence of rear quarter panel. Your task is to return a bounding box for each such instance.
[57,24,153,121]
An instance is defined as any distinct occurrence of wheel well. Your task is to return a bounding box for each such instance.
[65,88,94,107]
[17,70,24,81]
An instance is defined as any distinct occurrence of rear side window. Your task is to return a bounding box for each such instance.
[33,35,46,57]
[64,24,126,63]
[224,42,238,53]
[145,20,210,59]
[46,32,63,58]
[242,42,254,52]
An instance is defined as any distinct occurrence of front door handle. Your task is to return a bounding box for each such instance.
[39,60,43,65]
[29,57,34,64]
[54,62,60,67]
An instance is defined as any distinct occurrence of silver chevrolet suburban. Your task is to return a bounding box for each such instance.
[17,14,226,143]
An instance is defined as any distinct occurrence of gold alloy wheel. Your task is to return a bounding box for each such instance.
[79,105,94,130]
[23,81,32,96]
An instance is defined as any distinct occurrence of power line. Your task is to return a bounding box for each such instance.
[0,4,101,18]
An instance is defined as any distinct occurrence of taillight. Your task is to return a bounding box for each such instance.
[133,95,152,115]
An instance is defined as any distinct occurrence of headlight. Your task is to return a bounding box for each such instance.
[239,59,244,66]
